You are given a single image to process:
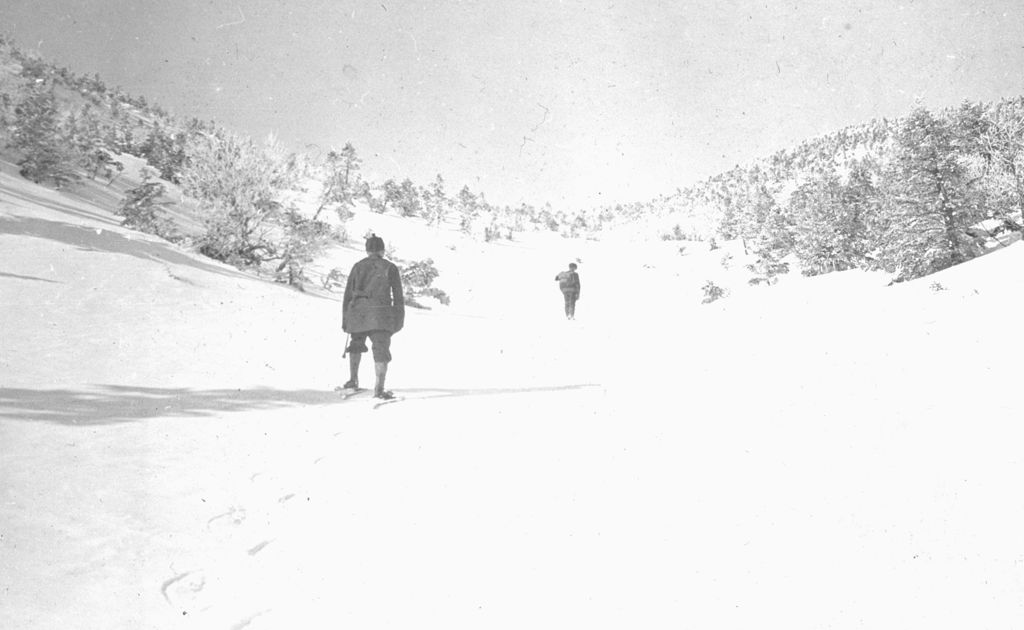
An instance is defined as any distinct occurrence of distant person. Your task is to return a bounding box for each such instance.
[341,233,405,399]
[554,262,581,320]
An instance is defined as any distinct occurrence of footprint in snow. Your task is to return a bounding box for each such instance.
[247,539,273,556]
[206,506,247,532]
[160,569,206,608]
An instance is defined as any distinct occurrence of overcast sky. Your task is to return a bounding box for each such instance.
[3,0,1024,208]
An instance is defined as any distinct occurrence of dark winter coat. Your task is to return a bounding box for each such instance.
[554,270,580,298]
[343,255,405,334]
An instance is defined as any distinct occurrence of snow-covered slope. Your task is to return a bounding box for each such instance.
[2,167,1023,630]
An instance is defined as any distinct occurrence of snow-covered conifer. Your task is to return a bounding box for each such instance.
[9,85,80,187]
[878,107,987,280]
[117,168,175,238]
[314,143,362,221]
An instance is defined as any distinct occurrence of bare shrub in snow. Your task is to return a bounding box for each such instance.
[400,258,451,308]
[181,129,299,267]
[321,267,347,292]
[746,250,790,286]
[702,280,727,304]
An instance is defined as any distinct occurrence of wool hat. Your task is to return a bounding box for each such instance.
[366,233,385,252]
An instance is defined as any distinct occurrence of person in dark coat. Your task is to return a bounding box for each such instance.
[554,262,581,320]
[342,233,405,399]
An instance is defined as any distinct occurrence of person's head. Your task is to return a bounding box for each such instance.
[568,262,577,270]
[366,233,385,255]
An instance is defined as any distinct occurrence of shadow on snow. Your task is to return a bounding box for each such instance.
[0,383,601,425]
[0,213,249,281]
[0,271,62,283]
[0,182,123,228]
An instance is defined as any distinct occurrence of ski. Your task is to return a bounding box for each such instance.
[372,394,405,409]
[335,386,407,407]
[334,386,369,400]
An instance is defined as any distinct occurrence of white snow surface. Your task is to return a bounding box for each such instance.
[2,165,1024,629]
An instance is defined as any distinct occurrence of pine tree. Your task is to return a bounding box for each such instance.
[314,143,361,221]
[275,208,335,290]
[117,168,175,237]
[83,140,124,184]
[739,168,792,256]
[60,104,123,184]
[424,174,449,226]
[369,178,401,214]
[139,122,187,183]
[396,178,422,217]
[9,85,79,187]
[107,100,138,154]
[790,160,876,275]
[456,185,478,234]
[0,40,27,146]
[879,107,987,280]
[711,171,744,240]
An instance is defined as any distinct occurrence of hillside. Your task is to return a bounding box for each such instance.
[4,148,1024,629]
[4,28,1024,630]
[6,34,1024,298]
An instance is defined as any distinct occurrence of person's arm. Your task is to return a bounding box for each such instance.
[342,270,355,331]
[574,272,581,299]
[390,263,405,331]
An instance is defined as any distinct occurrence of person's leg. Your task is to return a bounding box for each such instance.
[348,353,361,385]
[563,291,572,318]
[568,294,577,319]
[344,333,369,388]
[374,361,389,397]
[368,331,394,398]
